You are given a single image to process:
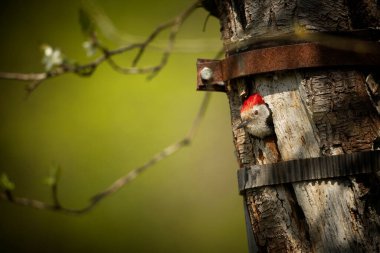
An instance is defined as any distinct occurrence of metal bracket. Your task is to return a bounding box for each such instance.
[197,42,380,92]
[238,151,380,194]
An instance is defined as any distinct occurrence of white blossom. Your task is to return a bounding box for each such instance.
[82,40,97,57]
[42,45,63,71]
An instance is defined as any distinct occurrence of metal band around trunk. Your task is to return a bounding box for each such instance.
[197,41,380,92]
[238,151,380,194]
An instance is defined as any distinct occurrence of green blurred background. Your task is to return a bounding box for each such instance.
[0,0,247,252]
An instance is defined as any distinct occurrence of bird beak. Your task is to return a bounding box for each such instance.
[237,120,249,129]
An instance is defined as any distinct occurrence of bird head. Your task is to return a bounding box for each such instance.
[238,93,267,128]
[238,93,274,138]
[240,93,265,113]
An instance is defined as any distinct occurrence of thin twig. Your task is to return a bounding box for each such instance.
[132,1,201,67]
[0,1,201,93]
[0,0,214,214]
[0,72,47,81]
[0,92,211,214]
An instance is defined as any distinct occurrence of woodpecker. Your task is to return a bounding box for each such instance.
[238,93,274,138]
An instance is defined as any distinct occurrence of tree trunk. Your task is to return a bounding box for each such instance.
[212,0,380,252]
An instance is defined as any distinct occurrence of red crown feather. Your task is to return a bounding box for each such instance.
[240,93,265,113]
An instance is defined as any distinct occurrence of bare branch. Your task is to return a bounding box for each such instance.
[0,72,47,81]
[0,92,211,214]
[132,1,201,67]
[0,1,201,92]
[0,0,215,214]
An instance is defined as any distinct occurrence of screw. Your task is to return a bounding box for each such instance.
[200,67,213,81]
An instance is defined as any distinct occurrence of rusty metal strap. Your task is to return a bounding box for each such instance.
[197,42,380,92]
[238,151,380,194]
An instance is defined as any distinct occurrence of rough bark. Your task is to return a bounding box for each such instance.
[213,0,380,252]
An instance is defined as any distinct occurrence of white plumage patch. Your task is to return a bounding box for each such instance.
[241,103,272,138]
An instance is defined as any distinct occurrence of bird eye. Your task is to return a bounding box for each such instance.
[254,110,258,115]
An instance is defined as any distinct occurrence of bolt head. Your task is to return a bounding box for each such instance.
[200,67,213,81]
